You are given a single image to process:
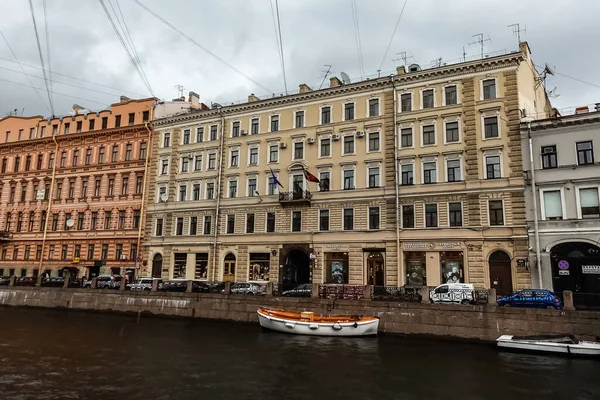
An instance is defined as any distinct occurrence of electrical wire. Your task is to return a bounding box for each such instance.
[28,0,55,116]
[0,78,109,106]
[42,0,53,110]
[378,0,408,72]
[351,0,365,80]
[274,0,288,95]
[0,28,50,113]
[269,0,284,93]
[130,0,272,93]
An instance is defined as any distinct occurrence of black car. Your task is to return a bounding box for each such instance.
[41,277,65,287]
[281,284,312,297]
[14,276,37,287]
[0,276,10,286]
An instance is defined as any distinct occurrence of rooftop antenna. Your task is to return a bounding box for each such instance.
[462,46,467,62]
[393,51,413,66]
[469,33,491,59]
[507,23,526,46]
[431,57,443,68]
[174,84,185,99]
[318,64,332,89]
[340,71,351,84]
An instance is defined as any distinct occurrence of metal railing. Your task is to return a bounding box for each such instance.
[319,284,365,300]
[274,283,312,297]
[372,286,422,302]
[278,190,312,202]
[566,292,600,310]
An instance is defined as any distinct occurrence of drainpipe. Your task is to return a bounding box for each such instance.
[527,120,543,289]
[391,78,401,287]
[212,110,225,281]
[138,118,153,276]
[38,120,61,273]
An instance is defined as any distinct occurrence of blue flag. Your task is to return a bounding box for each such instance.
[270,168,284,188]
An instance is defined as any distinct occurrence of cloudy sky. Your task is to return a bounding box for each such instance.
[1,0,599,118]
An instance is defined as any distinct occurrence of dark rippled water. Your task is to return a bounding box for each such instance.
[0,307,598,400]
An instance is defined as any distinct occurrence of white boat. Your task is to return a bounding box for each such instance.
[496,334,600,357]
[257,308,379,337]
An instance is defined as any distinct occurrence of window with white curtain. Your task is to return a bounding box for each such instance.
[580,188,600,219]
[542,190,563,220]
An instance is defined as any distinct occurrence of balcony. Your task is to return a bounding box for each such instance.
[279,190,312,206]
[0,231,11,241]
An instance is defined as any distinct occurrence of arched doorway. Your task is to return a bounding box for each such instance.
[489,251,513,295]
[283,249,310,285]
[151,254,162,278]
[223,253,236,282]
[367,252,385,286]
[551,242,600,295]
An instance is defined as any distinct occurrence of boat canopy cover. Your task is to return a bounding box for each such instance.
[511,335,579,344]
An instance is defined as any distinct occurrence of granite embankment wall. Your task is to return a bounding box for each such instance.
[1,287,599,341]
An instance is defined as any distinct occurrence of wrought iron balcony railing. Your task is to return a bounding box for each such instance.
[278,189,312,205]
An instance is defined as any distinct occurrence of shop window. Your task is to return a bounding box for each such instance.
[195,253,208,279]
[249,253,270,281]
[173,253,187,279]
[405,252,426,286]
[440,252,464,284]
[325,252,349,284]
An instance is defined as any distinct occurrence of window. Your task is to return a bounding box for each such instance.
[69,181,75,198]
[270,115,279,132]
[29,127,35,139]
[142,111,149,123]
[76,121,82,133]
[21,184,27,202]
[542,190,563,220]
[194,155,202,171]
[175,217,183,235]
[401,164,413,185]
[445,85,457,105]
[344,103,354,120]
[541,145,557,169]
[343,169,355,190]
[111,145,119,163]
[91,212,98,230]
[48,152,54,168]
[369,207,380,230]
[577,141,594,165]
[343,208,354,230]
[24,245,30,260]
[133,210,140,228]
[118,210,125,229]
[83,148,90,165]
[98,147,105,164]
[203,215,212,235]
[206,183,214,200]
[37,154,43,169]
[484,116,499,138]
[5,212,11,232]
[423,162,437,184]
[76,212,83,230]
[48,245,54,260]
[89,119,95,131]
[231,122,240,138]
[181,156,189,173]
[59,152,66,168]
[368,132,380,152]
[482,79,496,100]
[249,148,259,165]
[266,212,275,233]
[319,172,330,191]
[446,121,459,143]
[9,184,15,202]
[179,184,187,201]
[229,149,239,167]
[425,204,438,227]
[121,177,128,195]
[229,180,237,198]
[193,183,201,200]
[319,209,329,231]
[489,200,504,225]
[101,244,108,260]
[87,244,94,260]
[104,211,112,229]
[123,144,132,161]
[368,167,380,188]
[108,177,115,196]
[422,125,435,145]
[227,215,235,234]
[579,188,600,219]
[208,154,216,170]
[190,216,198,235]
[292,211,302,232]
[248,178,257,196]
[321,106,331,124]
[161,159,169,175]
[400,93,412,112]
[400,128,413,148]
[369,98,379,117]
[251,118,259,135]
[16,213,22,232]
[343,135,354,154]
[183,129,191,144]
[51,213,59,231]
[485,155,501,179]
[269,144,278,163]
[449,202,462,227]
[163,133,171,147]
[268,176,279,195]
[82,179,88,198]
[294,142,304,160]
[36,245,42,260]
[447,159,461,182]
[56,182,63,199]
[210,125,218,141]
[29,211,35,231]
[196,127,204,142]
[61,245,68,260]
[128,113,135,125]
[25,155,31,171]
[246,213,255,233]
[115,115,121,127]
[422,89,434,109]
[102,117,108,129]
[155,218,163,236]
[130,244,137,260]
[295,111,304,128]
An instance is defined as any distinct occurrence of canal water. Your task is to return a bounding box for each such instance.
[0,307,597,400]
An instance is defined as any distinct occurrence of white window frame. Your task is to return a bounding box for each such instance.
[487,198,505,226]
[269,114,280,132]
[319,208,330,231]
[480,76,499,101]
[367,96,381,118]
[207,152,217,170]
[481,111,501,140]
[539,187,567,221]
[445,155,462,183]
[266,173,280,196]
[319,104,332,124]
[156,185,167,203]
[367,131,381,153]
[268,142,279,163]
[294,109,305,129]
[318,168,332,191]
[205,180,215,200]
[177,182,188,202]
[483,150,504,179]
[420,87,436,110]
[248,145,260,166]
[180,155,190,173]
[182,128,191,145]
[399,159,415,186]
[154,218,163,236]
[159,157,170,175]
[291,210,302,232]
[227,178,238,199]
[443,117,461,144]
[368,206,381,230]
[399,125,414,149]
[195,126,204,143]
[401,204,415,229]
[161,132,171,148]
[191,181,202,201]
[574,185,600,220]
[399,91,413,113]
[250,117,260,135]
[343,101,356,122]
[446,201,463,227]
[366,162,381,188]
[318,135,332,158]
[424,203,439,228]
[231,120,241,138]
[442,84,460,106]
[292,140,305,161]
[342,207,355,230]
[247,175,258,197]
[341,166,356,190]
[421,122,437,147]
[421,158,438,184]
[193,153,203,171]
[289,173,305,191]
[342,134,355,156]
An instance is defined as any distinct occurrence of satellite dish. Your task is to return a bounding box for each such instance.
[160,193,168,202]
[544,63,555,76]
[211,102,222,109]
[66,219,75,228]
[340,71,351,84]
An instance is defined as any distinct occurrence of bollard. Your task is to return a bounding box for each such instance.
[9,275,15,287]
[186,280,194,293]
[487,288,497,305]
[119,277,126,291]
[224,281,232,295]
[63,275,70,289]
[265,282,273,296]
[421,286,430,304]
[563,290,576,311]
[364,285,372,300]
[91,277,98,289]
[311,283,320,299]
[36,275,43,287]
[151,279,159,292]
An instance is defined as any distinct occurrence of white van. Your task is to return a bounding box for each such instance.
[429,283,475,305]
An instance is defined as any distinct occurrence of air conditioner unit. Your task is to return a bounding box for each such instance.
[121,255,127,260]
[356,131,365,138]
[241,130,248,136]
[307,138,316,144]
[332,134,341,141]
[280,142,287,149]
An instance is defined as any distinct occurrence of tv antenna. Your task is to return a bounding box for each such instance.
[393,51,414,66]
[318,64,332,89]
[462,46,467,62]
[469,33,491,59]
[507,23,526,45]
[174,84,185,99]
[431,57,443,68]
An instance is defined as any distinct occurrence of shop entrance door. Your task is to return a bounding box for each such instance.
[223,253,236,282]
[151,254,162,278]
[489,251,513,295]
[284,249,310,285]
[367,252,385,286]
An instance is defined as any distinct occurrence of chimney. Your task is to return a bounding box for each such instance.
[575,106,589,114]
[329,76,343,88]
[120,96,131,103]
[248,93,260,102]
[299,83,312,93]
[396,65,406,75]
[188,91,200,107]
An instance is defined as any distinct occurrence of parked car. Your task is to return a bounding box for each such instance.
[0,276,10,286]
[160,280,189,292]
[127,278,162,291]
[497,289,561,309]
[83,275,122,289]
[430,283,475,305]
[41,277,65,287]
[282,283,312,297]
[14,276,37,287]
[229,282,265,295]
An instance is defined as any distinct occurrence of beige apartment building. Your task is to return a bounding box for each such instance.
[145,42,552,293]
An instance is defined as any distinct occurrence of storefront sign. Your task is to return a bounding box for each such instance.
[325,244,349,249]
[558,270,570,276]
[403,242,461,249]
[404,243,428,249]
[363,244,383,248]
[582,265,600,274]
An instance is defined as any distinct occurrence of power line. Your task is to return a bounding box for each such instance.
[42,0,53,110]
[28,0,55,116]
[0,78,110,107]
[269,0,283,80]
[351,0,365,79]
[555,71,600,90]
[0,28,50,113]
[378,0,408,72]
[130,0,272,93]
[274,0,288,94]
